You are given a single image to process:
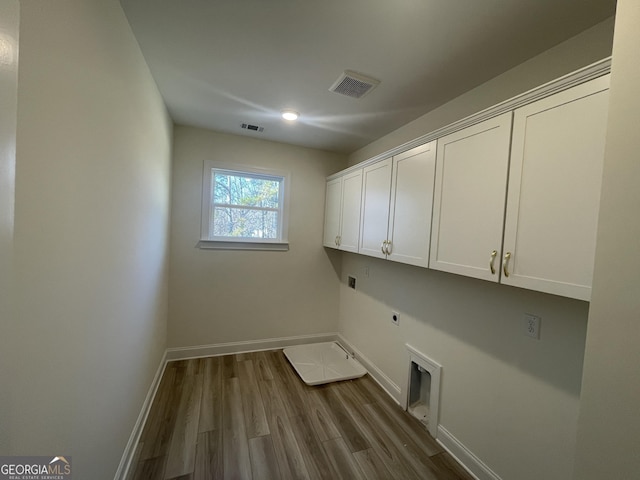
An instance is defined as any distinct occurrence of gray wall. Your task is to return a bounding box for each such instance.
[0,0,19,456]
[339,17,615,480]
[574,0,640,477]
[168,126,346,348]
[6,1,172,478]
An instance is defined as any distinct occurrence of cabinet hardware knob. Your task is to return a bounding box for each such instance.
[503,252,512,277]
[489,250,497,274]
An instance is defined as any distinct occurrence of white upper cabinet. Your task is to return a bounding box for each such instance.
[359,142,437,267]
[323,169,362,253]
[323,64,611,301]
[501,74,610,301]
[387,142,437,267]
[340,170,363,253]
[359,158,393,259]
[323,177,342,248]
[429,113,513,282]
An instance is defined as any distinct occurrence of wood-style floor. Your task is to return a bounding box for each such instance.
[127,349,474,480]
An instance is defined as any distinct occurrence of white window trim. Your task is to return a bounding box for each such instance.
[199,161,290,251]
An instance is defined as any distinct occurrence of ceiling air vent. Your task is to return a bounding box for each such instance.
[241,123,264,133]
[329,70,380,99]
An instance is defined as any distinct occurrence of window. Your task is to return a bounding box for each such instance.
[199,161,289,250]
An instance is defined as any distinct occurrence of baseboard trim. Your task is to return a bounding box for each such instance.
[165,332,340,361]
[117,334,496,480]
[336,335,498,480]
[437,425,501,480]
[116,333,340,479]
[115,350,168,480]
[336,333,402,404]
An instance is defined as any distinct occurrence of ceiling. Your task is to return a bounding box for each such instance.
[120,0,616,154]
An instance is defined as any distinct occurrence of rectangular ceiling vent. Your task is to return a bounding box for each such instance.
[329,70,380,99]
[241,123,264,132]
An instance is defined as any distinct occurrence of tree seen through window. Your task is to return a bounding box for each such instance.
[210,170,282,239]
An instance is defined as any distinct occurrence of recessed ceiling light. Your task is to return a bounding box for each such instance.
[281,109,299,121]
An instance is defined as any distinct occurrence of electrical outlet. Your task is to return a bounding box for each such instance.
[524,314,541,339]
[391,311,400,326]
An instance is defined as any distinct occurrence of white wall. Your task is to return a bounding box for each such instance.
[573,0,640,478]
[168,126,346,348]
[0,0,19,456]
[340,255,589,480]
[8,1,172,478]
[339,19,615,480]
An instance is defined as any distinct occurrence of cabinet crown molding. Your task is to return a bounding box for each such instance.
[328,57,611,181]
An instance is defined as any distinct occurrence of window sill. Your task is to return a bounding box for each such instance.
[197,240,289,251]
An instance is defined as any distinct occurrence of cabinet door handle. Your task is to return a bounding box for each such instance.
[335,235,339,246]
[489,250,497,275]
[386,241,392,255]
[381,241,387,255]
[503,252,512,278]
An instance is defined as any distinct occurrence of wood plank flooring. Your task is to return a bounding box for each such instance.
[128,350,474,480]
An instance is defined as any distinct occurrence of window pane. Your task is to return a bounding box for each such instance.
[213,172,279,208]
[211,207,279,239]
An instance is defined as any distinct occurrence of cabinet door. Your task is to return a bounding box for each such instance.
[387,141,437,267]
[339,169,363,253]
[323,177,342,248]
[429,112,513,281]
[359,158,393,259]
[502,75,610,300]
